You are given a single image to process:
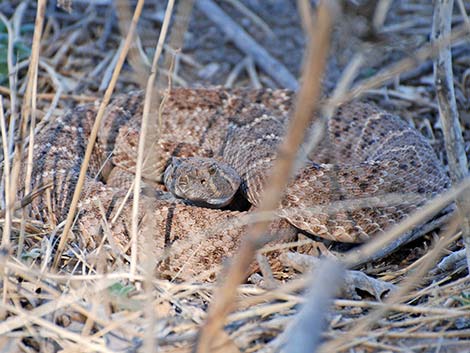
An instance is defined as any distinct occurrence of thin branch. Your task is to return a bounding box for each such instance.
[0,12,18,159]
[331,24,469,107]
[432,0,470,273]
[194,1,338,351]
[344,178,469,268]
[320,215,461,352]
[196,0,298,89]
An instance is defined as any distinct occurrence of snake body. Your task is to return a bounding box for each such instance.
[24,88,450,278]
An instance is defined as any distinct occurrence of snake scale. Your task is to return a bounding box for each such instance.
[23,88,450,280]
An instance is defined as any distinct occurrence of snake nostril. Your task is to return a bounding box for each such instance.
[201,179,206,185]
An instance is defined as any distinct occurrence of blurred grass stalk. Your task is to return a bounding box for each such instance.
[195,1,339,351]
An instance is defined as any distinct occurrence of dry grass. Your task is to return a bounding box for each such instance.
[0,0,469,352]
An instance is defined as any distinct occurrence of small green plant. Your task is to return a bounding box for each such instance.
[108,281,135,298]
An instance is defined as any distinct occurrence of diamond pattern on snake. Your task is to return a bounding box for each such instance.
[23,88,450,279]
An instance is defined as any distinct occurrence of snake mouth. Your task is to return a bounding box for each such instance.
[186,197,233,209]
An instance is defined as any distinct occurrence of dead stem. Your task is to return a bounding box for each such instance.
[320,215,461,352]
[343,178,470,268]
[53,0,147,269]
[432,0,470,273]
[195,1,339,351]
[196,0,298,90]
[128,0,178,351]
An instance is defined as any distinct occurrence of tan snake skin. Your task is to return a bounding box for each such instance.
[23,88,450,279]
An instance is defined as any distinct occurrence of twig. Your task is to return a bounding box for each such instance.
[432,0,470,273]
[456,0,470,32]
[245,56,261,88]
[344,178,470,268]
[224,56,250,88]
[196,0,298,89]
[276,259,345,353]
[115,0,150,84]
[320,215,461,352]
[98,41,122,92]
[0,183,53,219]
[129,2,180,350]
[330,24,469,106]
[194,1,338,351]
[9,0,46,262]
[157,0,195,88]
[281,253,396,300]
[373,0,393,31]
[53,0,147,269]
[225,0,274,37]
[0,284,115,353]
[434,248,466,273]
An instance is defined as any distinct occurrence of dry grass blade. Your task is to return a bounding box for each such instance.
[0,96,10,245]
[194,1,339,351]
[157,0,195,87]
[0,301,112,352]
[53,0,146,269]
[9,0,46,250]
[129,0,177,351]
[0,12,18,154]
[1,0,45,313]
[329,24,469,107]
[0,263,117,335]
[297,53,363,173]
[320,215,461,352]
[130,0,176,276]
[344,178,470,268]
[432,0,470,272]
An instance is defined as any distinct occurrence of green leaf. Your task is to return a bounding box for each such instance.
[108,282,135,297]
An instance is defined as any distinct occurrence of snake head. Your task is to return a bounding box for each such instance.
[163,157,241,208]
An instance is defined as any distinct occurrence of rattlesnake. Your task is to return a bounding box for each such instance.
[24,88,450,279]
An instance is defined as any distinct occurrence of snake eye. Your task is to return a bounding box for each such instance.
[208,165,217,175]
